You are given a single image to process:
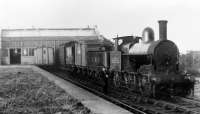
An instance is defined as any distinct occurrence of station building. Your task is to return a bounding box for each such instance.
[0,27,106,65]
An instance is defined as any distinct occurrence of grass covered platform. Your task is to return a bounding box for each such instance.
[0,68,93,114]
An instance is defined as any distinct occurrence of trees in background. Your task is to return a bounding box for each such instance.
[179,51,200,76]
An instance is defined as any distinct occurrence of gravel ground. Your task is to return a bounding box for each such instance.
[0,68,94,114]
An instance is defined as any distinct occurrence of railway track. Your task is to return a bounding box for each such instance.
[40,66,200,114]
[40,66,146,114]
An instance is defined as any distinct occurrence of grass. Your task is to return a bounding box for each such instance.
[0,68,93,114]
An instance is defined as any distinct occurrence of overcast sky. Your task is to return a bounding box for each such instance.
[0,0,199,53]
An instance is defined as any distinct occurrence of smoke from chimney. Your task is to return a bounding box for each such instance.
[158,20,168,40]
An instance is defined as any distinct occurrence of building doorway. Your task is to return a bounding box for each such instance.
[10,48,21,64]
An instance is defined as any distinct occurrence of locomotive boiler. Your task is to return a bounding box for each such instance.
[111,20,193,96]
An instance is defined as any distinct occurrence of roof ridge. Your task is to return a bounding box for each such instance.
[1,27,96,31]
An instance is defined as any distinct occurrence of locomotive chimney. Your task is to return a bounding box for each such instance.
[113,35,119,51]
[158,20,168,40]
[114,39,118,51]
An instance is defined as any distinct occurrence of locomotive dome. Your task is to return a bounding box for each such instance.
[142,27,155,43]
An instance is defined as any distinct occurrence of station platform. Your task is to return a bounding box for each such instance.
[30,66,132,114]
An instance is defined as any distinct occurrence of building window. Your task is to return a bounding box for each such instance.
[29,48,34,56]
[22,48,28,56]
[66,47,72,57]
[22,48,35,56]
[77,45,81,54]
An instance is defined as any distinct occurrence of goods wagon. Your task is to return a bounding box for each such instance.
[58,43,75,65]
[87,51,110,68]
[59,41,82,66]
[58,40,112,69]
[35,47,54,65]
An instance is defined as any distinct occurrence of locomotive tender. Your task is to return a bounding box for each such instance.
[57,20,194,97]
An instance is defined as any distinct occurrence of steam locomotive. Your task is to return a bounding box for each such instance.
[57,20,194,97]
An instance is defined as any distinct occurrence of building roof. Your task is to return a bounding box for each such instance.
[1,27,106,41]
[2,28,95,31]
[2,27,97,37]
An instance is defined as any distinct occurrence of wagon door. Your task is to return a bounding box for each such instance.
[35,48,42,64]
[34,49,38,64]
[42,48,48,64]
[48,48,54,65]
[72,45,75,65]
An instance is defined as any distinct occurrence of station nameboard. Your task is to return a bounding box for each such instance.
[110,51,121,71]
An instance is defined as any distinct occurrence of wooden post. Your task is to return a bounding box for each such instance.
[152,84,156,97]
[133,73,136,86]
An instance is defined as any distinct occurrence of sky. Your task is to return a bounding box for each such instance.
[0,0,199,53]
